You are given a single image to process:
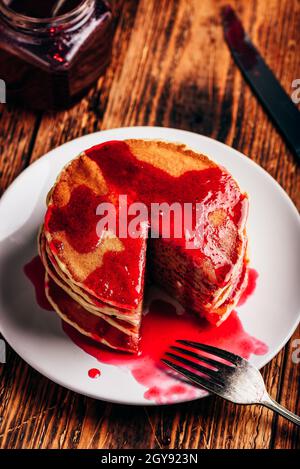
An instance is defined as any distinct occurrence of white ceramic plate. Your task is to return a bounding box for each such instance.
[0,127,300,406]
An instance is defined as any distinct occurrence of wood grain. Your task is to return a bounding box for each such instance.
[0,0,299,449]
[0,106,40,195]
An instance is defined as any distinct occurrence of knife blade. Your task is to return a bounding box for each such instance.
[222,5,300,163]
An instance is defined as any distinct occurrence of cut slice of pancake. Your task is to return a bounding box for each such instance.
[39,229,141,325]
[41,139,249,353]
[38,230,141,333]
[44,153,147,311]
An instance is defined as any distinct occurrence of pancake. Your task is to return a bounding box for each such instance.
[39,229,141,324]
[38,230,140,334]
[41,139,249,353]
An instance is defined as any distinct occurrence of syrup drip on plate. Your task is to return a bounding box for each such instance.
[63,291,268,403]
[238,268,258,306]
[24,256,52,311]
[88,368,101,379]
[25,258,268,404]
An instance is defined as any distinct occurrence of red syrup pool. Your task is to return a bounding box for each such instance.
[24,256,52,311]
[63,276,268,404]
[24,258,268,404]
[88,368,101,379]
[238,268,258,306]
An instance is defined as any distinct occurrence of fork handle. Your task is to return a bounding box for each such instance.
[262,396,300,426]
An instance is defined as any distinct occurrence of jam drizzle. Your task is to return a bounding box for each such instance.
[46,185,106,255]
[46,141,248,309]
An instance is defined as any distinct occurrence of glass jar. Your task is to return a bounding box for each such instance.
[0,0,114,110]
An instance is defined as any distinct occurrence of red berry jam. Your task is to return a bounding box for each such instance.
[0,0,114,110]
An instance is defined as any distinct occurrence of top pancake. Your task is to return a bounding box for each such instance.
[44,139,248,313]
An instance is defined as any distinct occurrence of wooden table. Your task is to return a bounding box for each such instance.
[0,0,299,450]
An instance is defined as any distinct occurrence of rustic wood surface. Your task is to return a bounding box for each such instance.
[0,0,299,449]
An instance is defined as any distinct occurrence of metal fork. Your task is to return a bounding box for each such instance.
[162,341,300,426]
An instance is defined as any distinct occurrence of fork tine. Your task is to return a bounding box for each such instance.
[177,340,244,366]
[165,352,223,382]
[170,345,232,371]
[161,359,223,394]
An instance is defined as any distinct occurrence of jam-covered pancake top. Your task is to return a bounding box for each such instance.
[45,140,248,311]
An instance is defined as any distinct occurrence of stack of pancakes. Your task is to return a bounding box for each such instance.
[39,139,249,353]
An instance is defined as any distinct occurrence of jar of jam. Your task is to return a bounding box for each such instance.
[0,0,114,110]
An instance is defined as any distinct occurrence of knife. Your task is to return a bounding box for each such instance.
[222,5,300,163]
